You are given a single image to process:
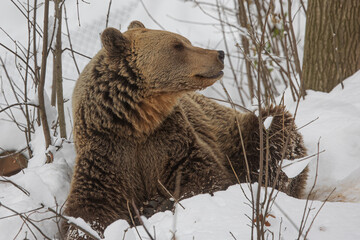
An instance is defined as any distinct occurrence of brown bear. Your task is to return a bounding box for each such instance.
[64,21,308,239]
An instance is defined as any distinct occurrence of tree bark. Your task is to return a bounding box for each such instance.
[51,54,56,107]
[302,0,360,92]
[54,0,67,139]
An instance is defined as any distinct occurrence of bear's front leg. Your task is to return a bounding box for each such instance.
[64,155,131,239]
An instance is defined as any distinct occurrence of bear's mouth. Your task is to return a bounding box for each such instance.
[195,71,224,80]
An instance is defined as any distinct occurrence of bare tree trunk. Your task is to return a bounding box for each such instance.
[38,0,52,163]
[302,0,360,92]
[51,54,57,107]
[54,0,67,139]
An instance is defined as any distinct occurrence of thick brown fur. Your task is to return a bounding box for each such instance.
[64,21,308,239]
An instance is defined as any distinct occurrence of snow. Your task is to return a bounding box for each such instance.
[281,70,360,202]
[263,116,273,130]
[281,155,316,179]
[104,185,360,240]
[67,217,101,239]
[1,0,360,239]
[0,140,74,239]
[104,220,134,240]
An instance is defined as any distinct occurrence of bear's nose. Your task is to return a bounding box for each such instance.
[217,50,225,63]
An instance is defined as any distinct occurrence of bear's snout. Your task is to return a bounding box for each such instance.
[217,50,225,63]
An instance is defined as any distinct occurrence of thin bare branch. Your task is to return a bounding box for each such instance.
[0,102,39,114]
[62,47,91,59]
[131,200,155,240]
[0,43,36,76]
[139,0,165,30]
[157,179,185,210]
[105,0,112,28]
[0,202,51,239]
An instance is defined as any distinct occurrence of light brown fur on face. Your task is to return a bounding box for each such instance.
[64,21,307,239]
[124,26,224,92]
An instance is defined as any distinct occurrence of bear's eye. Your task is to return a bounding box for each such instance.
[173,43,184,51]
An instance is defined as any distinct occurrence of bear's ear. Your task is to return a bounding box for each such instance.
[101,27,128,54]
[127,20,145,30]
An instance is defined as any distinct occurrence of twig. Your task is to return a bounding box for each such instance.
[296,117,319,131]
[273,200,301,235]
[53,198,65,240]
[216,1,244,103]
[281,150,325,169]
[33,0,40,87]
[0,102,39,114]
[237,0,255,99]
[10,0,43,37]
[105,0,112,28]
[167,15,220,26]
[299,0,307,15]
[0,176,30,196]
[24,0,34,157]
[76,0,81,26]
[287,0,305,97]
[226,155,252,203]
[0,202,51,239]
[207,97,251,112]
[297,138,322,239]
[63,4,80,75]
[127,200,143,240]
[139,0,165,30]
[230,231,238,239]
[303,188,336,238]
[157,179,185,210]
[131,200,155,240]
[62,47,91,59]
[0,43,36,76]
[217,78,256,237]
[255,3,273,238]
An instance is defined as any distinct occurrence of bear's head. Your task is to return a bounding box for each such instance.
[100,21,225,94]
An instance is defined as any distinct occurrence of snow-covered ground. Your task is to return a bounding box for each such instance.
[1,0,360,239]
[104,184,360,240]
[284,71,360,203]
